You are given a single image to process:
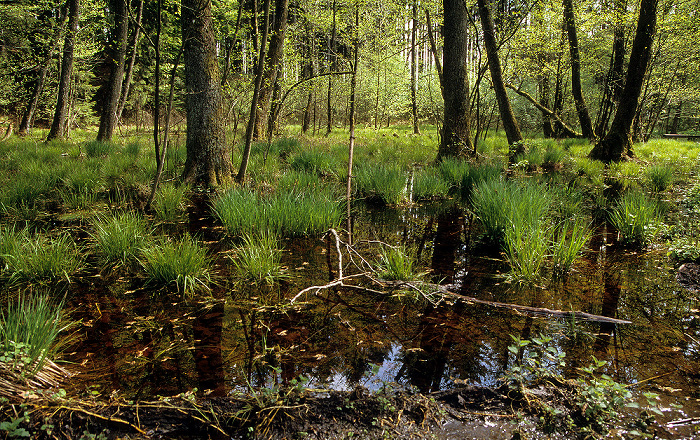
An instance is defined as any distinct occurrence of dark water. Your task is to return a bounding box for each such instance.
[65,202,700,430]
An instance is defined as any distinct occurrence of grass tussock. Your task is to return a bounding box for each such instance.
[6,234,83,284]
[91,211,151,266]
[609,191,659,245]
[376,245,418,281]
[231,233,287,286]
[140,234,211,296]
[153,182,188,221]
[354,164,407,205]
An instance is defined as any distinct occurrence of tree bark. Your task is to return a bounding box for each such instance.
[181,0,233,187]
[253,0,289,140]
[477,0,523,157]
[116,0,145,124]
[424,9,443,97]
[46,0,79,142]
[19,10,66,136]
[97,0,129,142]
[410,0,420,135]
[438,0,473,160]
[589,0,658,162]
[562,0,596,141]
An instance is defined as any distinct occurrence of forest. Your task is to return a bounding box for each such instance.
[1,0,700,438]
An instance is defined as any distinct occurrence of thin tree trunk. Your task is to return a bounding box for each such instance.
[326,0,336,136]
[595,0,627,137]
[562,0,596,140]
[477,0,523,158]
[346,6,359,245]
[153,0,162,164]
[19,10,66,136]
[589,0,658,162]
[236,0,271,183]
[47,0,79,142]
[97,0,129,142]
[424,9,443,97]
[116,0,144,124]
[410,0,420,135]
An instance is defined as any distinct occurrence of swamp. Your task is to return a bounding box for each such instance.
[1,128,700,439]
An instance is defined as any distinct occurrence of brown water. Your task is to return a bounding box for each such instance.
[65,202,700,432]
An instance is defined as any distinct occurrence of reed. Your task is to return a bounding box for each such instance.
[140,234,211,296]
[504,221,549,283]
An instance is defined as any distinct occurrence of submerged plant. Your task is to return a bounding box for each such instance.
[231,232,287,286]
[141,235,211,296]
[609,191,659,245]
[91,211,151,266]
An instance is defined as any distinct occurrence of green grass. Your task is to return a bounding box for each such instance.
[290,150,341,178]
[644,163,674,192]
[504,220,550,283]
[413,168,450,201]
[6,234,83,284]
[0,226,26,270]
[459,162,503,200]
[354,163,408,205]
[91,211,151,266]
[0,293,70,376]
[376,245,417,281]
[153,182,188,221]
[609,190,659,245]
[277,169,323,192]
[231,232,287,286]
[551,219,591,276]
[84,140,114,158]
[438,158,472,190]
[140,234,211,296]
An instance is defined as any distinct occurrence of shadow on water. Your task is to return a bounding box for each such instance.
[65,201,700,427]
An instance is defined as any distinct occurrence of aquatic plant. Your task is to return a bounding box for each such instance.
[551,218,591,276]
[0,293,69,376]
[141,234,211,296]
[437,157,471,190]
[542,146,566,169]
[277,169,323,192]
[644,163,674,192]
[459,162,503,200]
[412,168,450,201]
[266,188,343,236]
[153,182,188,221]
[212,189,264,236]
[504,220,550,283]
[354,163,407,205]
[91,211,151,266]
[609,190,659,245]
[6,234,83,284]
[231,232,287,286]
[290,150,340,178]
[376,245,417,281]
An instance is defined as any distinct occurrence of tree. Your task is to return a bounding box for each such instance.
[116,0,145,123]
[181,0,233,187]
[46,0,79,141]
[438,0,473,159]
[477,0,523,156]
[410,0,420,135]
[562,0,596,140]
[97,0,129,142]
[589,0,658,162]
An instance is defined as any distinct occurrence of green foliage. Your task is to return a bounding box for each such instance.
[84,141,113,158]
[277,170,323,192]
[504,220,550,283]
[141,235,211,296]
[90,211,151,266]
[376,245,417,281]
[290,151,341,178]
[6,234,83,284]
[644,163,674,192]
[609,191,659,245]
[270,137,301,159]
[551,219,591,276]
[212,189,263,236]
[668,236,700,263]
[153,183,188,221]
[0,226,26,270]
[0,293,68,376]
[459,162,503,200]
[231,233,287,286]
[354,164,407,205]
[542,146,567,168]
[437,158,471,190]
[412,168,450,201]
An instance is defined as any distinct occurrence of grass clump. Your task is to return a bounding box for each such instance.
[376,245,417,281]
[0,293,70,377]
[413,168,450,201]
[84,140,113,158]
[504,216,550,283]
[267,189,344,236]
[91,212,151,266]
[141,234,211,296]
[290,150,340,178]
[644,163,674,192]
[270,137,301,159]
[277,170,323,192]
[609,191,659,245]
[551,219,591,276]
[437,158,472,190]
[213,189,263,236]
[0,226,27,270]
[6,234,83,284]
[231,233,287,286]
[153,183,188,221]
[354,164,407,205]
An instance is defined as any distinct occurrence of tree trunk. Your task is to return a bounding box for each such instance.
[346,6,359,244]
[589,0,658,162]
[253,0,289,140]
[539,75,554,137]
[477,0,523,159]
[181,0,233,187]
[46,0,79,142]
[19,10,66,136]
[410,0,420,135]
[326,0,337,136]
[425,9,443,97]
[562,0,596,141]
[438,0,473,160]
[97,0,129,142]
[116,0,145,124]
[595,0,627,137]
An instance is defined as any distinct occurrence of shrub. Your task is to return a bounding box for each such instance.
[231,233,287,286]
[140,235,211,296]
[609,191,658,245]
[91,212,151,266]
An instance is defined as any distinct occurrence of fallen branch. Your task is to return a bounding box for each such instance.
[505,84,581,139]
